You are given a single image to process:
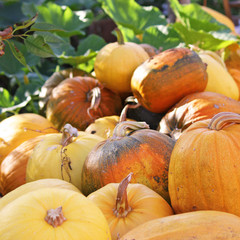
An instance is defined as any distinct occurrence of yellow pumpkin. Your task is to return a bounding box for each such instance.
[0,178,80,211]
[94,28,149,95]
[199,52,239,100]
[26,123,104,191]
[87,173,173,240]
[0,187,112,240]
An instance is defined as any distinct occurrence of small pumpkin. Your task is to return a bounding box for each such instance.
[120,210,240,240]
[94,28,149,95]
[131,47,208,113]
[26,123,105,191]
[159,91,240,140]
[81,121,175,203]
[168,112,240,216]
[46,76,123,131]
[0,178,80,212]
[0,113,58,164]
[87,173,173,240]
[0,188,111,240]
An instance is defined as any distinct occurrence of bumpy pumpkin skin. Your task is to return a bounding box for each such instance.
[159,91,240,140]
[120,210,240,240]
[81,126,175,203]
[46,76,123,131]
[131,47,208,113]
[0,113,58,163]
[0,188,112,240]
[168,113,240,216]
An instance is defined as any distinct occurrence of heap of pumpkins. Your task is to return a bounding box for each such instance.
[1,11,240,240]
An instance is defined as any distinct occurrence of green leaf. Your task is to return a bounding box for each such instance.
[13,13,38,34]
[99,0,167,34]
[30,22,65,32]
[24,34,55,58]
[0,87,14,108]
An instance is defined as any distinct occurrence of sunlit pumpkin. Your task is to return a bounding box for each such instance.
[169,112,240,216]
[81,121,175,203]
[26,123,104,191]
[87,173,173,240]
[0,187,112,240]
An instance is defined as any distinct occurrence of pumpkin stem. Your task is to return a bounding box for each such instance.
[208,112,240,131]
[112,121,149,139]
[45,206,66,228]
[115,27,125,45]
[87,87,101,120]
[113,173,133,218]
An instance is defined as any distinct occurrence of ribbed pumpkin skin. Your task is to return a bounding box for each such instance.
[46,76,123,131]
[120,210,240,240]
[0,113,58,163]
[0,135,46,195]
[0,178,80,212]
[26,131,105,191]
[131,48,208,113]
[88,182,173,240]
[81,129,175,203]
[159,91,240,140]
[0,188,112,240]
[168,117,240,216]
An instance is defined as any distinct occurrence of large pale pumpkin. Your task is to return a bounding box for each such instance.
[0,188,111,240]
[26,124,104,191]
[120,210,240,240]
[94,28,149,95]
[0,113,58,163]
[81,121,175,203]
[159,91,240,140]
[0,178,80,212]
[168,112,240,216]
[88,173,173,240]
[131,47,208,113]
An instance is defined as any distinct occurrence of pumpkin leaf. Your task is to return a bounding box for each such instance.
[0,87,15,108]
[29,22,65,32]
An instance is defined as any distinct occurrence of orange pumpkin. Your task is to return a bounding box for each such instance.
[46,76,123,131]
[81,121,175,203]
[87,173,173,240]
[159,91,240,140]
[120,210,240,240]
[131,47,208,113]
[169,112,240,216]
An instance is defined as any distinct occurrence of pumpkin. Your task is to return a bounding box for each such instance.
[131,47,208,113]
[81,121,175,203]
[120,210,240,240]
[139,43,159,57]
[0,178,80,212]
[87,173,173,240]
[0,135,46,195]
[168,112,240,216]
[198,52,239,100]
[0,188,111,240]
[94,28,149,95]
[159,91,240,140]
[26,123,105,191]
[0,113,58,164]
[46,76,123,131]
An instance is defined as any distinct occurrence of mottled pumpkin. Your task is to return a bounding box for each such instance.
[81,121,175,203]
[168,112,240,216]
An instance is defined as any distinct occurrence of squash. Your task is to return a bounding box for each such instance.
[87,173,173,240]
[198,52,239,100]
[168,112,240,216]
[81,121,175,203]
[0,113,58,164]
[0,188,111,240]
[159,91,240,140]
[94,28,149,95]
[46,76,123,131]
[131,47,208,113]
[26,123,105,191]
[120,210,240,240]
[0,135,46,195]
[0,178,80,211]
